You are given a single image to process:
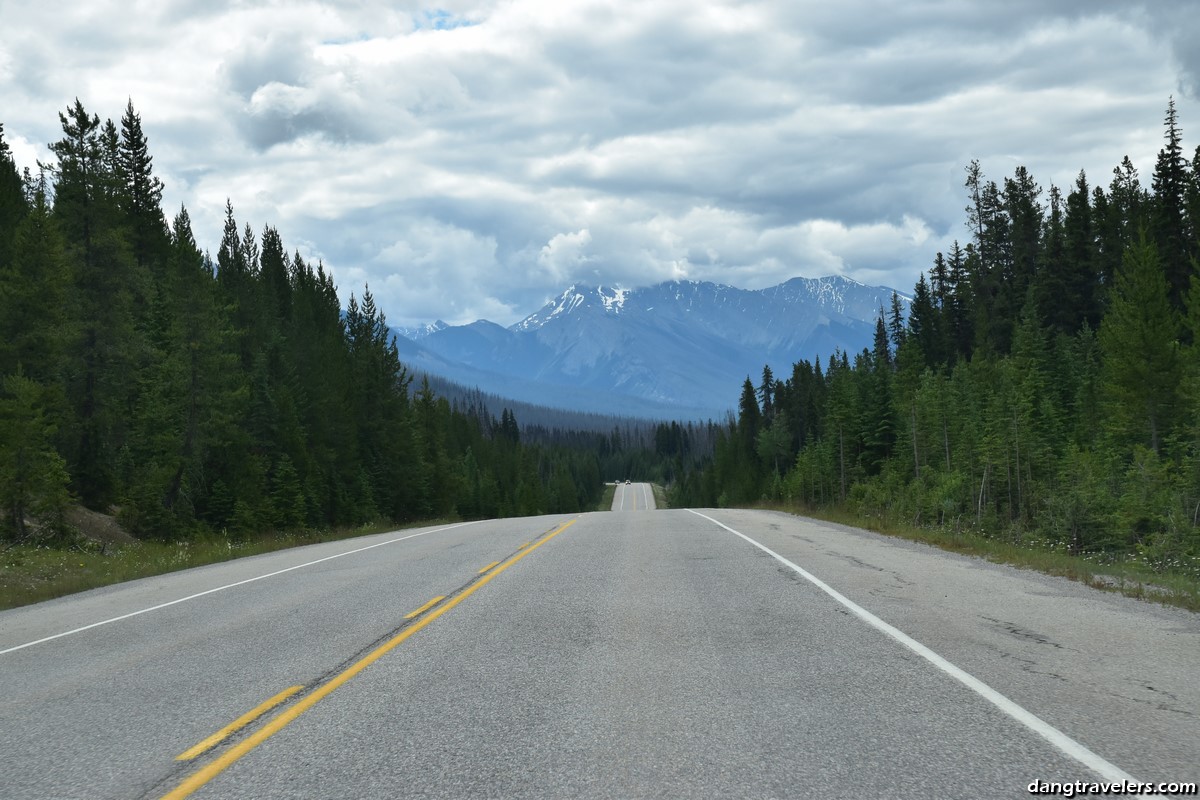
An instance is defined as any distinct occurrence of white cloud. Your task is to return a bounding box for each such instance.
[0,1,1197,328]
[538,229,593,283]
[368,218,507,326]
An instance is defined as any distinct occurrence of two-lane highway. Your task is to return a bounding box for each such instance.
[2,509,1197,798]
[611,481,655,511]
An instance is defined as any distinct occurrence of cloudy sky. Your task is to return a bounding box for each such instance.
[1,1,1197,327]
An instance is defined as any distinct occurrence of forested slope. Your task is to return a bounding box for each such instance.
[0,101,626,542]
[674,100,1200,580]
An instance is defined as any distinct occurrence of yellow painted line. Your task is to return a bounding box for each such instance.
[160,519,578,800]
[175,685,303,761]
[477,560,501,574]
[403,595,446,620]
[517,542,531,550]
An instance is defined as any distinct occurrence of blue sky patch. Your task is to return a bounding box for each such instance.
[415,9,477,31]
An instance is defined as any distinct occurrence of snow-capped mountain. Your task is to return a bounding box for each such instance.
[393,319,449,340]
[392,276,908,419]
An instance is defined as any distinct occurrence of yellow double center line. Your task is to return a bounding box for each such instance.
[162,518,577,799]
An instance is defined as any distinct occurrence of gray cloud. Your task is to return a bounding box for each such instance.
[0,1,1195,328]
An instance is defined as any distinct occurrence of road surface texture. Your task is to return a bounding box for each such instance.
[1,503,1197,799]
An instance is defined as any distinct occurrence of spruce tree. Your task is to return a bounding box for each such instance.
[117,100,167,274]
[50,99,141,508]
[1098,234,1182,455]
[0,178,68,382]
[0,122,28,268]
[1063,171,1100,331]
[1151,97,1191,311]
[0,373,71,541]
[1034,184,1069,335]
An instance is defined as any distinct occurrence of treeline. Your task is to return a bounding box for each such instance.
[424,365,720,484]
[0,99,608,542]
[674,100,1200,576]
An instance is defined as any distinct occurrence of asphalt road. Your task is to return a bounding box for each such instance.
[611,481,655,511]
[1,508,1197,799]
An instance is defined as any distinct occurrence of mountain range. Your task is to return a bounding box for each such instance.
[392,276,908,420]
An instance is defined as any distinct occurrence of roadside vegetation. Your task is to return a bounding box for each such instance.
[757,501,1200,612]
[0,517,414,611]
[671,100,1200,613]
[598,483,617,511]
[0,101,635,549]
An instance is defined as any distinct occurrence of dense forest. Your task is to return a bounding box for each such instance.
[9,96,1199,581]
[0,99,699,543]
[672,99,1200,577]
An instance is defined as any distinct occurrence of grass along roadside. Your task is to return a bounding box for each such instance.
[2,479,654,611]
[598,483,617,511]
[759,501,1200,613]
[596,482,668,511]
[0,519,452,612]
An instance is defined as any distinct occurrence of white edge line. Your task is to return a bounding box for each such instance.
[1,520,482,656]
[685,509,1160,792]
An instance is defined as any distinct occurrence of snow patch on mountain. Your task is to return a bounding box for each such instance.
[600,286,628,313]
[394,319,449,340]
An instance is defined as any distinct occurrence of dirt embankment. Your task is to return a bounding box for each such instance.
[64,506,137,547]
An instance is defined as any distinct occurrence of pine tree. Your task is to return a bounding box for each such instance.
[1035,184,1069,334]
[945,240,973,362]
[1063,171,1100,331]
[862,318,895,473]
[908,273,940,368]
[49,99,141,508]
[1004,165,1044,314]
[887,291,907,355]
[117,100,167,274]
[259,224,291,323]
[0,373,70,541]
[967,171,1014,354]
[0,177,68,382]
[0,122,28,268]
[1098,234,1182,455]
[1151,97,1192,312]
[758,365,775,423]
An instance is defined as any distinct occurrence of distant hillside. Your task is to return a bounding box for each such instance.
[393,275,907,418]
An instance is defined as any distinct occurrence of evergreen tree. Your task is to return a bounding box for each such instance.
[1063,171,1100,331]
[887,291,907,354]
[49,99,141,509]
[259,225,291,323]
[966,163,1014,354]
[0,178,68,382]
[943,241,973,363]
[1098,234,1182,455]
[1035,184,1069,334]
[116,100,167,274]
[908,273,940,369]
[0,373,71,541]
[1151,98,1192,312]
[0,122,28,268]
[758,365,775,423]
[861,320,895,473]
[1004,165,1043,315]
